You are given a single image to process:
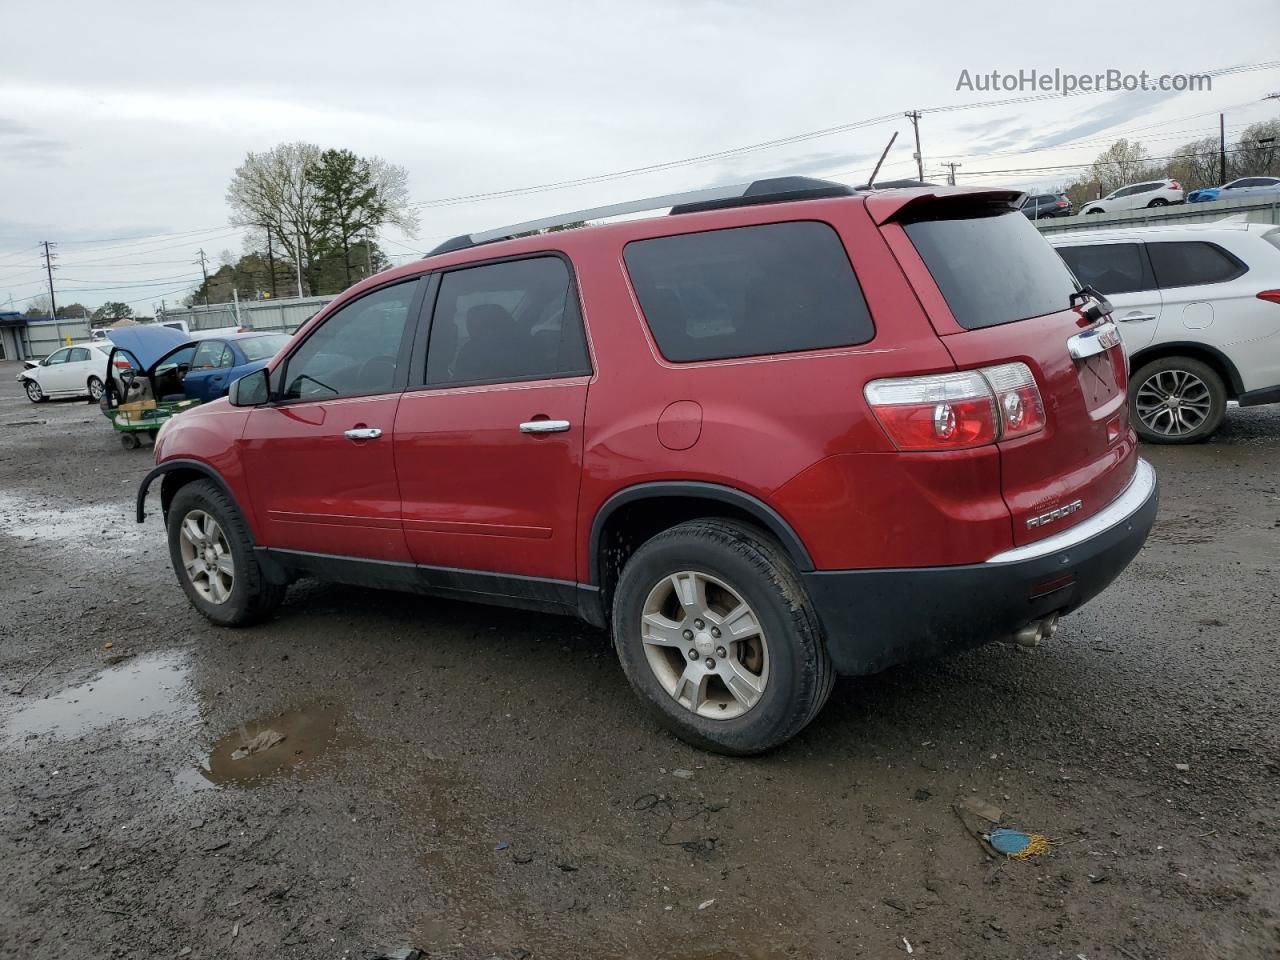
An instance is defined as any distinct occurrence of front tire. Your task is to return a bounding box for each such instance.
[610,519,833,755]
[1086,207,1104,215]
[166,479,285,626]
[24,379,46,403]
[1130,356,1226,444]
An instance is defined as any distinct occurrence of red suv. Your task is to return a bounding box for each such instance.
[137,177,1158,754]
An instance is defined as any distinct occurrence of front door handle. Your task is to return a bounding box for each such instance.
[1118,312,1156,323]
[344,427,383,440]
[519,420,570,434]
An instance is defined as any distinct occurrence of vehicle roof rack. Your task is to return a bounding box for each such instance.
[424,176,858,257]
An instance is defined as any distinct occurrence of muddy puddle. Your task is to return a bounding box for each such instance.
[0,492,147,550]
[177,703,357,790]
[3,650,194,745]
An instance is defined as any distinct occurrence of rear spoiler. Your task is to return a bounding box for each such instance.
[864,187,1025,225]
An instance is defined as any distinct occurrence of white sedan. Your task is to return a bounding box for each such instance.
[17,343,117,403]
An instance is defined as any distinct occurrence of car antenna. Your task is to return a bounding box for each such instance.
[864,131,899,190]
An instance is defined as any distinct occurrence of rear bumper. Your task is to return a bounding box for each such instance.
[802,460,1158,676]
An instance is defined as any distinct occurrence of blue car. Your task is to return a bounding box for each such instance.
[176,331,292,402]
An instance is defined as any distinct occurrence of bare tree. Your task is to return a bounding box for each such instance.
[1166,136,1220,193]
[1230,119,1280,180]
[1088,138,1153,195]
[226,142,324,295]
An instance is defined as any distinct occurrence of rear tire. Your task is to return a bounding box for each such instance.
[120,432,141,450]
[610,519,833,755]
[87,376,104,401]
[166,479,285,626]
[1130,356,1226,444]
[1147,198,1169,207]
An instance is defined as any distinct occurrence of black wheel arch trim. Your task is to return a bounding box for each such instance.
[588,481,815,587]
[136,458,250,533]
[1129,342,1244,396]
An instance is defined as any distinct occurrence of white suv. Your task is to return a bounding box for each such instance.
[1049,222,1280,442]
[1080,178,1184,215]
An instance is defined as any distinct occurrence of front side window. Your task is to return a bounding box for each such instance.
[624,221,873,363]
[1056,243,1151,296]
[1147,241,1247,289]
[192,340,232,369]
[424,257,589,386]
[45,348,71,365]
[282,280,418,401]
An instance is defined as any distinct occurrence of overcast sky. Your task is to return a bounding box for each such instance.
[2,0,1278,313]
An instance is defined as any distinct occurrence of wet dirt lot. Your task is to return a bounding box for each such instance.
[1,360,1277,960]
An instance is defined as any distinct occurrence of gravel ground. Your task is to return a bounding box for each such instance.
[0,359,1277,960]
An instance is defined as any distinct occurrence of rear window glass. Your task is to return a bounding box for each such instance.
[1056,243,1151,296]
[1147,241,1247,289]
[239,334,290,361]
[623,221,874,363]
[904,209,1078,330]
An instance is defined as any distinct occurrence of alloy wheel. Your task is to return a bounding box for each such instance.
[24,380,42,402]
[639,570,769,720]
[88,377,104,400]
[1135,368,1212,437]
[178,509,235,604]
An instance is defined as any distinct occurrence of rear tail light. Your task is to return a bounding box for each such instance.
[1169,180,1180,190]
[1056,198,1068,207]
[864,362,1045,451]
[113,358,131,370]
[1257,290,1280,305]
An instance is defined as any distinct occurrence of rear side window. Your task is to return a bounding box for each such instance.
[1056,243,1152,296]
[624,221,873,363]
[68,347,90,362]
[1147,241,1247,289]
[904,209,1078,330]
[425,256,590,387]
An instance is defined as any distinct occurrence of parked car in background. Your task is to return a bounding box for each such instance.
[17,342,121,403]
[1050,222,1280,442]
[176,332,291,402]
[1187,176,1280,204]
[1080,179,1183,215]
[1020,192,1073,219]
[138,177,1157,755]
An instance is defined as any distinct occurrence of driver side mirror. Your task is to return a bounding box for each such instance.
[228,368,271,407]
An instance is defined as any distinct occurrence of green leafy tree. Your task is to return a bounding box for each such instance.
[55,303,91,319]
[92,302,134,322]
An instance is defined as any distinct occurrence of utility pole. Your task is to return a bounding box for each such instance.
[366,230,374,278]
[265,225,278,299]
[40,241,57,318]
[195,248,210,306]
[943,162,962,186]
[905,111,924,182]
[294,229,305,298]
[1219,113,1227,184]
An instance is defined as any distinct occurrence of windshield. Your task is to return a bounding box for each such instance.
[238,334,290,361]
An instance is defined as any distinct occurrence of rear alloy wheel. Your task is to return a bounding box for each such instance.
[1147,198,1169,207]
[611,519,833,755]
[87,376,104,400]
[24,379,46,403]
[1131,357,1226,444]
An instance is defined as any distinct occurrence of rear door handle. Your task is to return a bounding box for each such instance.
[343,427,383,440]
[519,420,570,434]
[1118,312,1156,323]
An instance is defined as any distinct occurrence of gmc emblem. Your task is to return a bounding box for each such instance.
[1027,500,1084,529]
